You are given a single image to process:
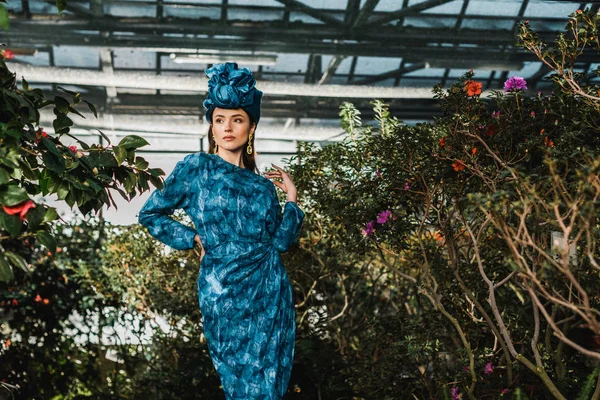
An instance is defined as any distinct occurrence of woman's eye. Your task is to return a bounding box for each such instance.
[235,119,243,123]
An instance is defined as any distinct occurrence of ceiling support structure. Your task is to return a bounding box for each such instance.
[10,63,440,99]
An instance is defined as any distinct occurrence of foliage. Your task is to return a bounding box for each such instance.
[2,8,600,400]
[0,58,164,282]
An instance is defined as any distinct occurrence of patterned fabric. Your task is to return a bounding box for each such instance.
[138,152,305,399]
[203,62,264,124]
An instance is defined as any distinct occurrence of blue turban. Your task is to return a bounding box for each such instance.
[203,62,263,124]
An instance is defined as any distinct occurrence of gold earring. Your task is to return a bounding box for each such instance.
[246,131,253,154]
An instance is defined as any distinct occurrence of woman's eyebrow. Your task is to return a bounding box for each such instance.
[214,114,245,118]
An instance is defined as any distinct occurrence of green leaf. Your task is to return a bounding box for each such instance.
[36,230,57,254]
[17,158,37,180]
[42,207,58,224]
[113,145,126,164]
[54,96,70,113]
[0,4,9,31]
[5,251,30,273]
[68,106,85,119]
[0,255,13,282]
[96,129,111,146]
[0,167,9,184]
[55,182,69,200]
[0,210,21,237]
[56,85,78,96]
[55,0,66,13]
[85,100,98,118]
[42,151,66,173]
[25,204,46,229]
[53,114,73,133]
[135,156,149,170]
[118,135,150,151]
[124,171,137,193]
[0,184,29,206]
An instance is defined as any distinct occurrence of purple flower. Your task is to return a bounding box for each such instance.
[503,76,528,92]
[377,210,392,224]
[451,387,461,400]
[530,111,535,118]
[492,111,500,119]
[404,182,411,190]
[484,362,494,375]
[375,169,382,178]
[500,388,509,395]
[462,365,469,372]
[361,221,375,236]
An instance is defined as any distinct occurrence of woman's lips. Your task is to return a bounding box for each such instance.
[223,136,235,141]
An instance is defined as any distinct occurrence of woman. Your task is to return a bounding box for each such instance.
[138,62,305,399]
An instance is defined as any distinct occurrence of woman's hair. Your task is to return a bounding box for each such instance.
[207,113,258,173]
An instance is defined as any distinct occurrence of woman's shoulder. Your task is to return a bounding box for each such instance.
[180,152,210,168]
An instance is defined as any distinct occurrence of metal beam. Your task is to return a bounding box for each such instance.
[351,62,429,85]
[318,56,346,85]
[351,0,380,28]
[5,15,564,46]
[344,0,360,25]
[361,0,455,28]
[4,24,573,62]
[41,0,95,17]
[10,63,441,99]
[273,0,343,26]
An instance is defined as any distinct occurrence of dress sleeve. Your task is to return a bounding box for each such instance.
[272,200,305,253]
[137,154,197,250]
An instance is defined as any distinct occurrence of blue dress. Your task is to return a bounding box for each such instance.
[138,152,305,399]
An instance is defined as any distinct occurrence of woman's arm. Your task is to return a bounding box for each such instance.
[264,164,305,253]
[138,154,198,250]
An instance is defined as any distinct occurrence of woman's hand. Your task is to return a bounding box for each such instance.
[264,163,298,202]
[194,234,205,260]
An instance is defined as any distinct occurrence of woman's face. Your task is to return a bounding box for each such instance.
[211,107,255,153]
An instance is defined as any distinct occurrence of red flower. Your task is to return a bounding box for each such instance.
[11,299,18,306]
[35,130,49,143]
[43,298,50,305]
[2,200,36,221]
[1,50,14,60]
[452,161,465,172]
[544,136,554,147]
[68,145,77,152]
[34,294,42,302]
[438,137,446,147]
[471,147,477,155]
[464,80,483,96]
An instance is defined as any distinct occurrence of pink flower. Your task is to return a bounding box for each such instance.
[404,182,410,190]
[484,362,494,375]
[361,221,375,236]
[492,111,500,118]
[504,76,528,92]
[375,169,382,178]
[500,388,509,395]
[377,210,392,224]
[462,365,469,372]
[530,111,535,118]
[451,387,461,400]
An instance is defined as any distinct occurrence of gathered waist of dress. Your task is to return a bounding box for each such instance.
[204,238,275,254]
